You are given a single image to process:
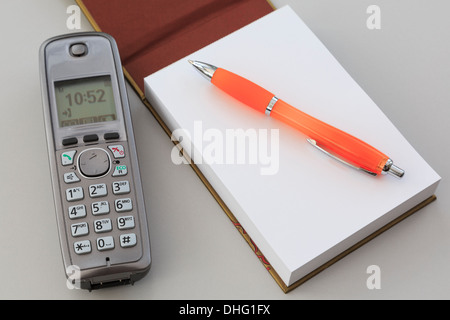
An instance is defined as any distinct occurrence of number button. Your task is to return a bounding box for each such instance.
[66,186,84,202]
[91,201,109,216]
[94,218,112,233]
[112,181,130,195]
[97,236,114,251]
[115,198,132,212]
[68,204,87,219]
[74,240,91,255]
[89,183,107,198]
[120,233,137,248]
[117,215,135,230]
[71,222,89,237]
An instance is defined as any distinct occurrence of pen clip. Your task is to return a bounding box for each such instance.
[306,138,377,176]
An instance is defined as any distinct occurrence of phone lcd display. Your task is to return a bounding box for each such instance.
[54,75,117,127]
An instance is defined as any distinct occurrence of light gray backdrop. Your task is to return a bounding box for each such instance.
[0,0,448,299]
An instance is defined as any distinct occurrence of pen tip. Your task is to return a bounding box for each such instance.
[187,60,218,82]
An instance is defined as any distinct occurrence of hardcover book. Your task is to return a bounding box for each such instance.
[78,2,440,292]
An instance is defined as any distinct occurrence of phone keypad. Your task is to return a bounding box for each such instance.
[58,143,139,259]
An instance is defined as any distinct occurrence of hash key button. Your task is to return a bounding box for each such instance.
[120,233,137,248]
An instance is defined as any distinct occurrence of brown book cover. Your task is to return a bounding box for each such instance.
[76,0,436,293]
[77,0,274,95]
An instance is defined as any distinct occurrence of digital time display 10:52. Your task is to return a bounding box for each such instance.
[54,75,117,127]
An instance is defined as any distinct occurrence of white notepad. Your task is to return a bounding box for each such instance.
[144,6,440,289]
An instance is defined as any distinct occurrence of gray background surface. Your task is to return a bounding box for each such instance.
[0,0,448,299]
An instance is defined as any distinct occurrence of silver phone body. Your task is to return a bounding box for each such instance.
[39,32,151,290]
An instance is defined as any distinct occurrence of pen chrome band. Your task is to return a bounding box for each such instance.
[265,96,278,116]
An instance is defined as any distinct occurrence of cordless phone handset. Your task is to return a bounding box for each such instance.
[40,32,151,290]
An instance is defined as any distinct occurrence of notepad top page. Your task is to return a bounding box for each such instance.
[145,6,440,285]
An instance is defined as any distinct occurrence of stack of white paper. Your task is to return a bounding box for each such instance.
[144,6,440,289]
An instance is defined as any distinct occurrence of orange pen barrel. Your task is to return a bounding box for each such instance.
[212,68,274,114]
[211,67,388,174]
[270,100,389,174]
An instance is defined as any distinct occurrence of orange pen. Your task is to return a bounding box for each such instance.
[189,60,404,177]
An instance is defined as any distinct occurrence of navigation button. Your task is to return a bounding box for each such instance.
[78,148,110,177]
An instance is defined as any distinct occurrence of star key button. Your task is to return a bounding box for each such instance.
[74,240,91,255]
